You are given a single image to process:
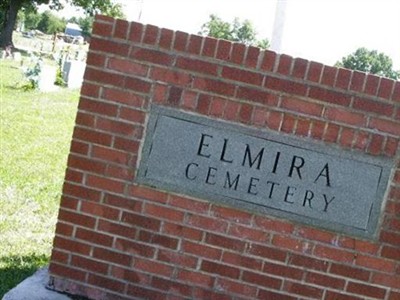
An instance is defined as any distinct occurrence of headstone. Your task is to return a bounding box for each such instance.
[38,65,57,92]
[62,60,85,89]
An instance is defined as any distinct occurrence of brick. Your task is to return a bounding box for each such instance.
[306,272,345,290]
[281,97,323,117]
[247,243,287,262]
[103,193,141,214]
[244,45,260,68]
[93,247,132,266]
[81,202,119,220]
[364,73,380,96]
[127,285,166,299]
[196,94,211,114]
[291,58,308,79]
[75,111,95,127]
[254,216,294,234]
[71,255,109,275]
[353,130,370,151]
[194,78,235,97]
[128,21,143,43]
[90,38,130,57]
[216,39,232,61]
[230,42,246,64]
[350,71,366,92]
[98,219,136,239]
[380,230,400,246]
[267,110,283,131]
[310,120,326,140]
[102,87,144,107]
[181,240,222,260]
[307,61,323,82]
[355,255,396,272]
[130,47,173,66]
[321,65,337,86]
[325,107,366,126]
[91,145,129,165]
[142,24,159,45]
[224,100,240,121]
[88,274,126,294]
[159,27,174,49]
[182,90,198,110]
[113,19,129,40]
[283,281,324,298]
[50,249,69,265]
[177,269,214,287]
[242,270,282,289]
[76,228,113,247]
[129,185,168,203]
[252,107,268,126]
[92,19,113,37]
[167,86,182,105]
[49,263,86,282]
[53,236,91,256]
[239,103,253,124]
[236,86,278,106]
[372,272,400,289]
[168,194,209,213]
[263,261,303,280]
[265,77,307,96]
[187,34,203,54]
[202,36,217,57]
[58,209,96,229]
[368,134,384,155]
[144,203,184,222]
[296,227,336,244]
[260,50,277,72]
[115,238,156,258]
[281,114,296,134]
[157,249,198,269]
[222,252,263,271]
[221,66,263,86]
[201,260,240,279]
[325,291,364,300]
[205,233,246,252]
[277,54,292,75]
[108,57,148,76]
[209,97,226,117]
[308,86,351,106]
[68,154,106,174]
[258,290,297,300]
[392,81,400,102]
[335,67,352,90]
[272,235,310,253]
[185,214,228,233]
[124,76,151,94]
[114,137,140,153]
[121,211,161,231]
[369,117,400,136]
[173,31,189,51]
[324,123,340,143]
[384,137,399,156]
[210,205,252,224]
[336,237,379,255]
[152,276,192,297]
[78,97,119,117]
[62,182,101,202]
[378,77,395,99]
[382,245,400,260]
[340,127,355,148]
[389,291,400,300]
[84,67,126,87]
[138,230,179,250]
[86,52,106,68]
[228,224,269,243]
[217,278,258,297]
[162,222,203,241]
[175,56,218,76]
[289,254,329,272]
[347,282,387,299]
[81,82,100,98]
[314,245,355,263]
[353,97,394,116]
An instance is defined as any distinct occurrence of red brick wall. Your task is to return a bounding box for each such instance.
[49,15,400,300]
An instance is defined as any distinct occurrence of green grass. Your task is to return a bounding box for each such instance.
[0,58,79,297]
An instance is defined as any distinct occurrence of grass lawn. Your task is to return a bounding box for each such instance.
[0,58,79,297]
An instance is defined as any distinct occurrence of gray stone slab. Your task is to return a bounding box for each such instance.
[2,267,71,300]
[137,106,393,239]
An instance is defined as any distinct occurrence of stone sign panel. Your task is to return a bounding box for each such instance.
[137,106,392,239]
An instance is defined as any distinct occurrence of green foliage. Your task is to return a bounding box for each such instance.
[336,47,399,80]
[0,58,78,297]
[71,0,125,18]
[36,10,66,34]
[23,8,41,30]
[200,14,269,49]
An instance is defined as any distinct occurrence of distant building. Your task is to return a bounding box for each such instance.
[65,23,82,37]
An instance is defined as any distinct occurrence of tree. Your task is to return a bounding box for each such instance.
[0,0,124,47]
[37,10,66,34]
[335,47,399,80]
[200,14,269,49]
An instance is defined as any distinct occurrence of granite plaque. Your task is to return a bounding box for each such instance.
[137,106,393,239]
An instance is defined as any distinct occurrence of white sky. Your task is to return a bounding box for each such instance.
[116,0,400,70]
